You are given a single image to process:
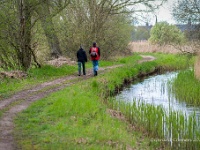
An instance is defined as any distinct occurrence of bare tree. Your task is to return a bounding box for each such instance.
[59,0,166,59]
[85,0,166,41]
[172,0,200,40]
[172,0,200,24]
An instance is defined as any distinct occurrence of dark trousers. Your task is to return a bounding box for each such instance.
[78,61,86,75]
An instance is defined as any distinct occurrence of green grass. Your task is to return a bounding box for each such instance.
[116,54,142,64]
[172,69,200,105]
[0,58,123,100]
[1,53,192,100]
[0,65,76,99]
[27,65,76,78]
[14,81,150,149]
[12,53,195,149]
[152,53,194,70]
[13,53,150,149]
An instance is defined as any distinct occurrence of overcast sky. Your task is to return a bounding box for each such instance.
[156,0,177,24]
[133,0,178,25]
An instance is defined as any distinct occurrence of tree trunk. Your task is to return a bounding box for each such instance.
[19,0,32,71]
[38,0,62,58]
[41,17,62,58]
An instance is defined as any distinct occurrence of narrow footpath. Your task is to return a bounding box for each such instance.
[0,55,155,150]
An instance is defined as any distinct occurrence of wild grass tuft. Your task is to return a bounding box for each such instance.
[172,69,200,105]
[153,53,194,70]
[27,65,76,78]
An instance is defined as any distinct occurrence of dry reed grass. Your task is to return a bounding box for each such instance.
[195,53,200,79]
[46,56,76,67]
[128,41,180,53]
[129,41,200,80]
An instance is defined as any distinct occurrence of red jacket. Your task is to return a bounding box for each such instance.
[89,46,100,60]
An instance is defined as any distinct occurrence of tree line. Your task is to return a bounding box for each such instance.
[0,0,167,71]
[1,0,199,71]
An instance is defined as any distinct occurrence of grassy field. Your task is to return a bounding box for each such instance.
[3,53,194,149]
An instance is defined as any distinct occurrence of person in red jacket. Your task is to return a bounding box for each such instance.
[89,42,100,76]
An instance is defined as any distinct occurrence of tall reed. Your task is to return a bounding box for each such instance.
[172,69,200,106]
[110,98,200,150]
[194,53,200,80]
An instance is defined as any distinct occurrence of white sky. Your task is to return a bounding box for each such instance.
[133,0,178,25]
[155,0,177,24]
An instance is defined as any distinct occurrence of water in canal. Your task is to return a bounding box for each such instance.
[116,71,200,149]
[116,71,200,115]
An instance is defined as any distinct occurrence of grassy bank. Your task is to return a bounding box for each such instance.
[172,69,200,105]
[14,53,193,149]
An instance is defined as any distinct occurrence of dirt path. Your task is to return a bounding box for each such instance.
[0,55,155,150]
[138,55,156,63]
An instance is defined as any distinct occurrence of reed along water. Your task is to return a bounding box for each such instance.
[115,71,200,149]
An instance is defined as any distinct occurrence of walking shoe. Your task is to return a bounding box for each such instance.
[94,71,97,76]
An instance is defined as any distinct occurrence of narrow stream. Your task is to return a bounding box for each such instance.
[116,71,200,116]
[115,71,200,148]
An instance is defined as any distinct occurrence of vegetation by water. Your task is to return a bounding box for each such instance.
[112,96,200,150]
[13,53,194,149]
[172,69,200,106]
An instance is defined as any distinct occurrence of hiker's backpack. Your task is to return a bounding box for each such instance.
[90,47,98,57]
